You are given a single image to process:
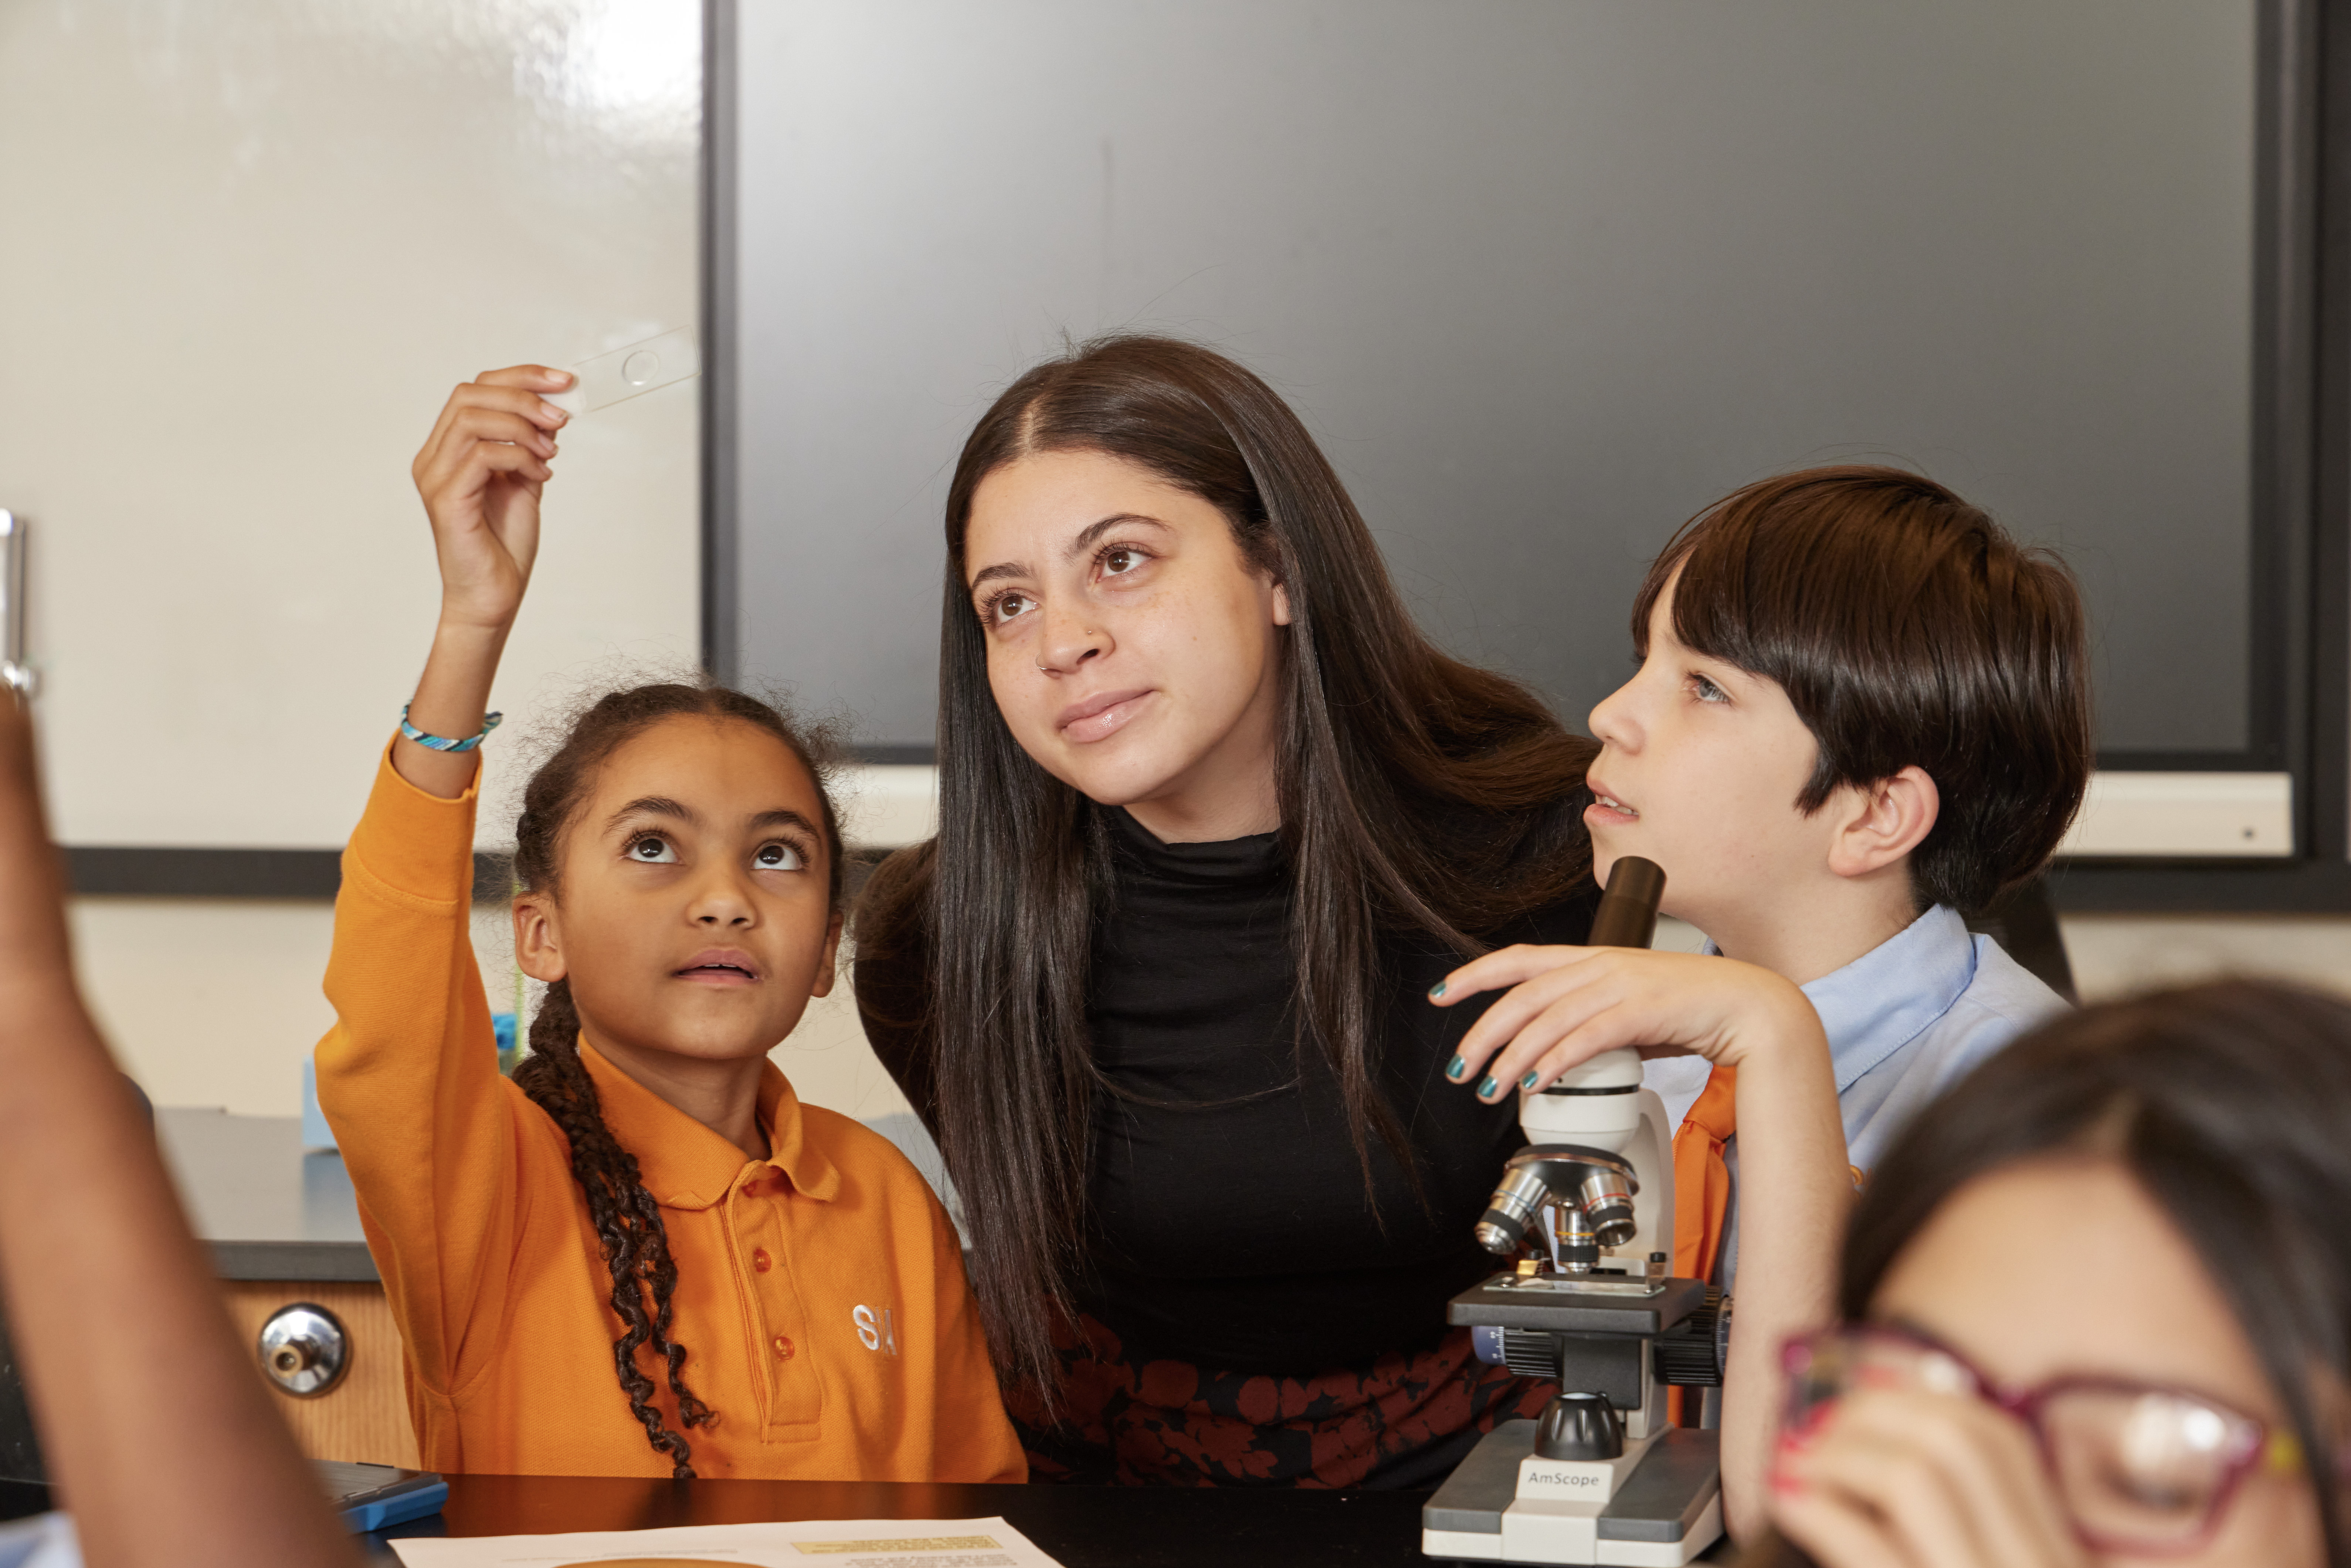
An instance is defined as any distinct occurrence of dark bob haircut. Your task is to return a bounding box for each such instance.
[1632,465,2090,913]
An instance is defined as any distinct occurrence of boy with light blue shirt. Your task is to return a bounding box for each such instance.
[1437,465,2089,1538]
[1448,464,2090,1280]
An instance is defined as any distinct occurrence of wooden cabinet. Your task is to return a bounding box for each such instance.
[155,1111,421,1468]
[221,1280,418,1469]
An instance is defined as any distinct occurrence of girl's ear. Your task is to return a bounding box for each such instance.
[1271,580,1293,627]
[512,893,569,984]
[810,912,845,999]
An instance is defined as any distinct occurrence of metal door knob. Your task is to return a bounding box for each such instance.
[258,1303,348,1397]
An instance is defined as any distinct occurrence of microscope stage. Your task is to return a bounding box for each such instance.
[1447,1274,1710,1337]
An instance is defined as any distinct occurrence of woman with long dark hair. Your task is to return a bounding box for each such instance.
[1755,979,2350,1566]
[855,334,1838,1488]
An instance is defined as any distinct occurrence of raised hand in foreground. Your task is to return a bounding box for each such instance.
[0,694,359,1568]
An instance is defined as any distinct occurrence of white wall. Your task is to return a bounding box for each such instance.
[66,892,918,1131]
[71,899,339,1116]
[67,890,2351,1122]
[2059,912,2351,998]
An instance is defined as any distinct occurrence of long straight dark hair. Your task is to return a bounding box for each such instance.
[917,334,1597,1395]
[1752,979,2351,1565]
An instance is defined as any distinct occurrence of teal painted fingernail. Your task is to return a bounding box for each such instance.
[1475,1076,1500,1098]
[1520,1072,1540,1090]
[1428,980,1448,999]
[1445,1054,1468,1081]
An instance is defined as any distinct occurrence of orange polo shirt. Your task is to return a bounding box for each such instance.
[315,749,1024,1482]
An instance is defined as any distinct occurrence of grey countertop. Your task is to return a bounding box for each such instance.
[155,1109,377,1283]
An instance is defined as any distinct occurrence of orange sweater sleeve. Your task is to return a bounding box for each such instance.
[315,746,528,1401]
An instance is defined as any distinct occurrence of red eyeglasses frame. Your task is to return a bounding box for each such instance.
[1780,1323,2296,1556]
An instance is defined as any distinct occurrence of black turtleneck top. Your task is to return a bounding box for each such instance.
[854,807,1599,1377]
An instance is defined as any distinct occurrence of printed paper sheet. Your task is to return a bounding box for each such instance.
[388,1516,1064,1568]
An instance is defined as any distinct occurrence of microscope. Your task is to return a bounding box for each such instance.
[1424,857,1729,1566]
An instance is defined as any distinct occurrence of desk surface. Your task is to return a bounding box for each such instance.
[370,1475,1430,1566]
[155,1108,376,1282]
[3,1472,1738,1564]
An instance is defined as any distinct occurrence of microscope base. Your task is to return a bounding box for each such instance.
[1422,1419,1722,1565]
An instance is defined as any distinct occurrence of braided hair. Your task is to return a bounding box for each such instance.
[506,682,844,1477]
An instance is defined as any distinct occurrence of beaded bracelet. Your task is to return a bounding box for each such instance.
[400,703,503,753]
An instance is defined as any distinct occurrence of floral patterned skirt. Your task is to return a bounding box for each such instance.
[1007,1312,1556,1489]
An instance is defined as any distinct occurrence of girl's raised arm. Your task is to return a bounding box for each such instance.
[313,364,573,1409]
[396,364,571,797]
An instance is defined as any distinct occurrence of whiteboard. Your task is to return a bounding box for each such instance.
[0,1,703,850]
[720,0,2260,763]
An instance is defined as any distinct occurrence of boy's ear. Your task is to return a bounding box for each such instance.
[810,912,844,999]
[1826,765,1940,881]
[512,894,569,984]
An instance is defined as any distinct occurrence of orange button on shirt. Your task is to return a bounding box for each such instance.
[315,750,1025,1482]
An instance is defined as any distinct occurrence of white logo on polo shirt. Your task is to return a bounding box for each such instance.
[852,1304,898,1355]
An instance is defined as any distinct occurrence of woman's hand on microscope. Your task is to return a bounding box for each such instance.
[1431,944,1823,1104]
[1438,946,1853,1550]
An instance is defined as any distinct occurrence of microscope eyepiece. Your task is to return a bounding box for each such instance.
[1587,855,1665,949]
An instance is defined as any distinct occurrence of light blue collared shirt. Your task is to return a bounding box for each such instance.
[1642,903,2066,1285]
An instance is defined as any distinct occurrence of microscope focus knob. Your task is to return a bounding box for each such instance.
[1535,1391,1624,1460]
[1655,1286,1730,1388]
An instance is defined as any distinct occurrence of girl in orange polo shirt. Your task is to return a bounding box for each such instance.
[315,364,1022,1483]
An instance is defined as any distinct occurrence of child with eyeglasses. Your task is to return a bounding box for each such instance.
[1751,979,2350,1567]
